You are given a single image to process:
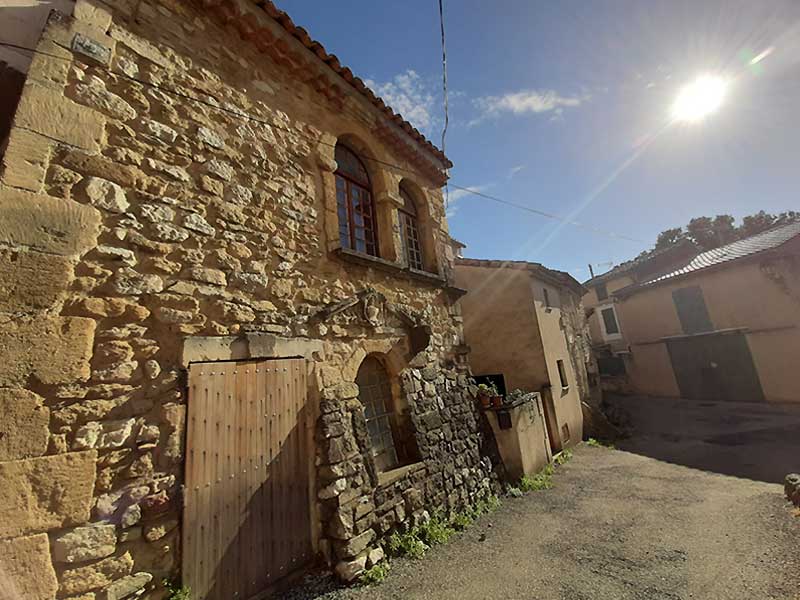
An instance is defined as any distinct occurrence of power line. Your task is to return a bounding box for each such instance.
[437,0,450,206]
[0,40,646,245]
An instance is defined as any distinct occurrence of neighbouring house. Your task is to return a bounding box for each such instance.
[582,240,699,391]
[0,1,498,597]
[454,259,592,461]
[612,221,800,403]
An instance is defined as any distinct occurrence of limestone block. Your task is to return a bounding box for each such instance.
[81,177,129,213]
[152,223,189,242]
[52,523,117,563]
[0,128,52,192]
[0,534,59,600]
[0,186,101,256]
[140,119,177,143]
[0,451,97,538]
[112,268,164,295]
[59,551,133,596]
[105,572,153,600]
[109,25,170,68]
[74,418,136,450]
[197,126,225,149]
[187,266,226,286]
[366,546,385,568]
[318,477,347,500]
[334,554,367,581]
[205,159,233,181]
[0,316,95,387]
[146,158,189,182]
[0,388,49,461]
[182,212,215,236]
[140,203,175,223]
[14,83,105,152]
[0,249,74,312]
[74,0,113,31]
[73,77,136,121]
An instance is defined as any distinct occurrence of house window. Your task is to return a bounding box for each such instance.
[595,283,608,301]
[601,307,620,335]
[356,356,400,472]
[543,287,551,308]
[399,186,424,270]
[335,144,378,256]
[556,359,569,388]
[672,286,713,335]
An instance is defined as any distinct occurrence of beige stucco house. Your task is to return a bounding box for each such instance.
[612,222,800,404]
[0,1,500,597]
[582,240,699,388]
[455,259,591,458]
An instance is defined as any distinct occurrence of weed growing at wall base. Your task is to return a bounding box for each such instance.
[586,437,615,449]
[164,580,191,600]
[360,562,391,585]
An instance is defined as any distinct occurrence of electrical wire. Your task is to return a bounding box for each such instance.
[437,0,450,207]
[0,39,646,245]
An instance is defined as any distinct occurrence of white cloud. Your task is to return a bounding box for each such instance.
[365,70,437,135]
[471,89,588,125]
[507,165,525,179]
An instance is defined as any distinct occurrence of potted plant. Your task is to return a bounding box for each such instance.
[477,382,502,408]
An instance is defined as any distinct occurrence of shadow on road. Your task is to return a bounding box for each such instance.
[605,394,800,484]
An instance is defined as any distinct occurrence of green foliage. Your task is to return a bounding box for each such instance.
[417,514,455,546]
[387,529,429,559]
[554,448,573,466]
[477,381,499,396]
[507,486,523,498]
[650,210,800,254]
[519,464,554,492]
[586,437,615,449]
[164,580,191,600]
[359,562,390,586]
[451,511,474,530]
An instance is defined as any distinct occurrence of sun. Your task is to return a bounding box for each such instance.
[671,75,728,123]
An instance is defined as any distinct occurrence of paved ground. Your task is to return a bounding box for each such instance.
[281,444,799,599]
[607,395,800,483]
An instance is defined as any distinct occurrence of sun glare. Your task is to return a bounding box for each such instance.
[671,75,728,123]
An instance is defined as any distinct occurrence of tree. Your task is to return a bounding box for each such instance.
[654,227,685,251]
[649,210,799,255]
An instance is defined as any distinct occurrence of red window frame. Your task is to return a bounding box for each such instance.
[335,145,378,257]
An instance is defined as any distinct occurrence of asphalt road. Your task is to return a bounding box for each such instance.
[281,443,800,600]
[607,394,800,483]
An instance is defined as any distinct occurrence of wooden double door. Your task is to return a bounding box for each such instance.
[183,358,313,600]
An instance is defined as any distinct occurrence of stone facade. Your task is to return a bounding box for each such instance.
[0,0,496,596]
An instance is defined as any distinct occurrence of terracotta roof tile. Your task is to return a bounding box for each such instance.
[456,257,586,294]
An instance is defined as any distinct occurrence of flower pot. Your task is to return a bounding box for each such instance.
[491,395,504,408]
[479,394,491,408]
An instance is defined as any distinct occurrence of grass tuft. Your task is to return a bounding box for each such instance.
[519,464,554,492]
[586,437,615,449]
[359,562,390,585]
[164,580,191,600]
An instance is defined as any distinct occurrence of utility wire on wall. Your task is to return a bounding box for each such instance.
[0,40,646,246]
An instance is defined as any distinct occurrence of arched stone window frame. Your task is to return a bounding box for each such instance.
[398,179,439,274]
[318,133,400,262]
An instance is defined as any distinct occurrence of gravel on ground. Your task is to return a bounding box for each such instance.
[278,445,800,600]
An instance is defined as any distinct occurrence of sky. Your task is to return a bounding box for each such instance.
[278,0,800,281]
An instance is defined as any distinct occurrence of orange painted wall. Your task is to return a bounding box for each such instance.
[616,256,800,403]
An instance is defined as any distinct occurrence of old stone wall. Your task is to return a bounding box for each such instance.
[0,0,495,596]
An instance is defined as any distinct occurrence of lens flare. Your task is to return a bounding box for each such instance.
[671,75,728,123]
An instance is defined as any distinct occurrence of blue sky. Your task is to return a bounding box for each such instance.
[279,0,800,280]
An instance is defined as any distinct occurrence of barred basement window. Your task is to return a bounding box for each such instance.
[335,144,378,256]
[399,185,424,270]
[356,356,399,472]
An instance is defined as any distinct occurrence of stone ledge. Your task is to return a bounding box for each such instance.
[332,248,446,287]
[0,533,59,600]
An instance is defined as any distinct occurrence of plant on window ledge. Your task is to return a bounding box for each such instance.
[477,382,501,408]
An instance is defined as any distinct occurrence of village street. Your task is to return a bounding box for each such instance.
[283,397,800,600]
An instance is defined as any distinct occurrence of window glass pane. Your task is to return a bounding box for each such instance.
[356,357,400,472]
[335,145,370,186]
[601,307,619,335]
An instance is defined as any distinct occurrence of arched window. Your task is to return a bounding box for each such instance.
[399,185,424,270]
[335,144,378,256]
[356,356,399,472]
